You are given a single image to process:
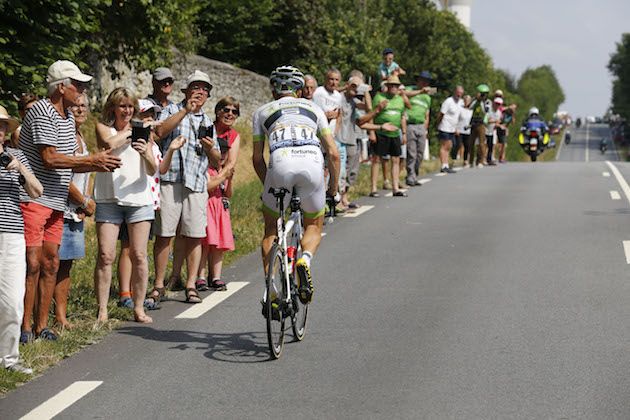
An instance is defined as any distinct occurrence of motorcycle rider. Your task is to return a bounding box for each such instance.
[564,130,571,144]
[600,137,608,153]
[519,107,550,159]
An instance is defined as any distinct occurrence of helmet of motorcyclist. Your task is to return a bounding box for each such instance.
[528,107,540,117]
[476,84,490,94]
[269,65,305,95]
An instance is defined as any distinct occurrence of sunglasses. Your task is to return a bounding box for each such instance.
[221,107,239,116]
[159,78,174,85]
[190,85,211,93]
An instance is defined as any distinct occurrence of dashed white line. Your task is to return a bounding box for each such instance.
[606,161,630,207]
[623,241,630,264]
[610,190,621,200]
[321,232,327,237]
[453,167,463,172]
[384,192,393,197]
[20,381,103,420]
[603,171,611,177]
[175,281,249,319]
[435,172,447,177]
[418,178,432,185]
[341,205,374,218]
[585,122,590,162]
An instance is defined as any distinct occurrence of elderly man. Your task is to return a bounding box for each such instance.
[147,67,175,119]
[370,75,410,197]
[151,70,220,305]
[404,71,433,186]
[436,85,464,173]
[313,68,343,133]
[302,75,318,101]
[19,60,121,342]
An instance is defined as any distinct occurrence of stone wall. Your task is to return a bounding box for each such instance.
[95,52,272,123]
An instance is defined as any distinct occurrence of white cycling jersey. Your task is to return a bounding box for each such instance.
[253,96,331,218]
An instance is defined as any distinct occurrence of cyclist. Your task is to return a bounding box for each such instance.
[252,65,340,304]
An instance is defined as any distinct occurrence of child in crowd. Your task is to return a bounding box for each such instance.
[195,97,241,291]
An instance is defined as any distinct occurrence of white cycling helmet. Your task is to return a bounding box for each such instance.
[270,65,305,94]
[528,107,540,117]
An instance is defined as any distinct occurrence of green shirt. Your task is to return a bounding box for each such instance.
[405,86,431,124]
[373,92,404,138]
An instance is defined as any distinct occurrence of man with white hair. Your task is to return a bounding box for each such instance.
[19,60,121,343]
[302,75,318,101]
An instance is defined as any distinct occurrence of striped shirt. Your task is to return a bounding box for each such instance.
[159,101,218,193]
[0,148,31,234]
[19,99,77,211]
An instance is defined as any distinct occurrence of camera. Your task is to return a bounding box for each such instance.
[131,120,151,144]
[0,151,12,168]
[218,138,229,154]
[198,124,213,140]
[222,197,230,210]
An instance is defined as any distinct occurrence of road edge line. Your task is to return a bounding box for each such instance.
[606,161,630,207]
[175,281,250,319]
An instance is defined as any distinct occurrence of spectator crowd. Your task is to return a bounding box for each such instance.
[0,48,518,374]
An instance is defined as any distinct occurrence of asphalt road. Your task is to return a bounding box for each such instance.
[3,123,630,419]
[556,123,618,162]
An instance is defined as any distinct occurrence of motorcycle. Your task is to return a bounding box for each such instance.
[576,118,582,128]
[600,138,608,154]
[518,126,550,162]
[564,131,571,145]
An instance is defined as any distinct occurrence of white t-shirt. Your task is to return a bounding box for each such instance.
[485,108,502,133]
[312,86,343,135]
[438,96,463,134]
[94,127,152,207]
[457,107,473,135]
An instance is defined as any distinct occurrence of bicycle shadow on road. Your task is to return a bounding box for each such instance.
[116,326,274,363]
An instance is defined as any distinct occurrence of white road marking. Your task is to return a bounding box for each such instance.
[603,172,611,177]
[321,232,327,237]
[623,241,630,264]
[435,172,447,177]
[384,192,393,197]
[585,122,590,162]
[610,190,621,200]
[341,205,374,218]
[606,161,630,207]
[453,167,463,172]
[418,178,432,185]
[175,281,249,319]
[20,381,102,420]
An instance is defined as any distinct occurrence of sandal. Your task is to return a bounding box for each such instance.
[117,297,134,309]
[143,298,160,311]
[393,190,408,197]
[19,331,34,344]
[145,287,165,305]
[210,279,227,291]
[195,277,209,292]
[369,191,380,197]
[185,288,202,304]
[37,328,58,341]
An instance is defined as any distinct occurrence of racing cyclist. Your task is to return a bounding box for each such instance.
[252,66,340,304]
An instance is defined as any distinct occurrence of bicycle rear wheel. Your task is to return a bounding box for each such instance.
[291,245,308,341]
[266,244,287,359]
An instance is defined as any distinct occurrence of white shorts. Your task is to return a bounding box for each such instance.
[262,146,326,218]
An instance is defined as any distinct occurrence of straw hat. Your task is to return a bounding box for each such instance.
[0,105,19,133]
[385,75,402,85]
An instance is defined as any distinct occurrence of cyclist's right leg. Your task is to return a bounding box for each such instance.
[261,212,277,275]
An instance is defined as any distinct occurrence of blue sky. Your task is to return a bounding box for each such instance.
[469,0,630,117]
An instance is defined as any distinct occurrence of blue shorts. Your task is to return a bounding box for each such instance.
[59,219,85,261]
[95,202,155,225]
[438,131,455,142]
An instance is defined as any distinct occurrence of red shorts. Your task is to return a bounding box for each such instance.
[20,202,64,247]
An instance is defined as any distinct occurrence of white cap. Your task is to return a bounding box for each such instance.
[181,70,213,93]
[493,97,504,104]
[138,99,162,114]
[47,60,93,84]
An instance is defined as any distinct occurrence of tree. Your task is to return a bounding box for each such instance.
[608,33,630,120]
[517,65,565,121]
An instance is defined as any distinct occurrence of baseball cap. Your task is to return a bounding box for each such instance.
[138,99,162,115]
[47,60,93,84]
[153,67,174,81]
[494,97,504,104]
[382,47,394,55]
[181,70,213,93]
[347,76,363,87]
[494,89,504,97]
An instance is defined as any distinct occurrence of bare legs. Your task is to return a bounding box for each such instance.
[54,260,73,329]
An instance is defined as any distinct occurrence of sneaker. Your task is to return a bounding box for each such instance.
[487,160,497,166]
[36,328,58,341]
[117,297,134,309]
[296,258,314,304]
[382,179,392,190]
[441,167,456,174]
[414,180,423,186]
[19,331,34,344]
[6,363,33,375]
[477,163,485,168]
[463,163,470,168]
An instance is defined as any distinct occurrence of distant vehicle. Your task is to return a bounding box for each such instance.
[576,118,582,128]
[595,117,603,124]
[549,118,563,134]
[586,116,596,123]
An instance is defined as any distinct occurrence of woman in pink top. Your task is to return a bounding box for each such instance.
[195,97,240,291]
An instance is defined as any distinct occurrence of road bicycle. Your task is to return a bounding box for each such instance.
[262,187,308,359]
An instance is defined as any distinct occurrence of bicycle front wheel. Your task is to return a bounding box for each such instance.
[266,244,287,359]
